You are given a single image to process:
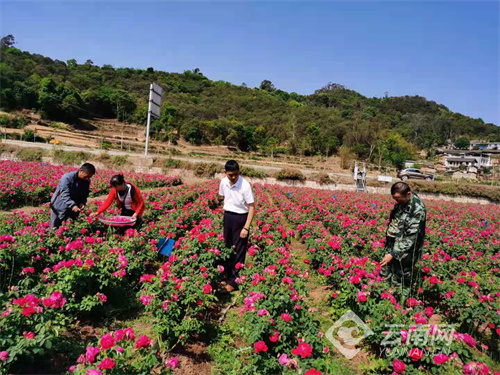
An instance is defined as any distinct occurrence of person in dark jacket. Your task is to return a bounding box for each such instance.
[50,163,95,230]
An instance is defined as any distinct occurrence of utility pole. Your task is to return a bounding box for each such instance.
[145,83,163,157]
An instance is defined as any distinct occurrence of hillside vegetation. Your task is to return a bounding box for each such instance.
[1,35,499,167]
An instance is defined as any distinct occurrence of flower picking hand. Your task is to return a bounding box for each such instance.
[72,205,81,213]
[380,253,394,267]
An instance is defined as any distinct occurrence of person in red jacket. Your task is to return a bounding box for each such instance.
[91,174,145,223]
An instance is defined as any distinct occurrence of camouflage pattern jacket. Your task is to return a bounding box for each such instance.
[386,193,427,266]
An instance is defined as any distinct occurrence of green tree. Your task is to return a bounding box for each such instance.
[305,123,322,155]
[110,89,136,121]
[38,77,60,118]
[454,137,470,149]
[2,39,498,153]
[181,119,205,145]
[259,80,276,93]
[67,59,77,68]
[1,34,15,49]
[266,137,279,158]
[378,132,416,168]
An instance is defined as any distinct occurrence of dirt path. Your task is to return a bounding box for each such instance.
[262,189,362,374]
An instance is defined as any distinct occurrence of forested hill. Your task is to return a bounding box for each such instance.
[1,35,498,164]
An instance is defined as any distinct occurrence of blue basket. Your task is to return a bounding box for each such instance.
[157,238,175,256]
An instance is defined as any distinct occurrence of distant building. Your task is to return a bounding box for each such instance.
[470,141,500,150]
[404,160,416,168]
[488,142,500,150]
[445,152,492,169]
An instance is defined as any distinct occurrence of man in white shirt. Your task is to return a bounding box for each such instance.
[218,160,256,292]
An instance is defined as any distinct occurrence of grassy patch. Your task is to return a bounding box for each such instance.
[53,149,91,166]
[275,168,306,182]
[408,180,500,203]
[17,148,44,161]
[240,166,269,179]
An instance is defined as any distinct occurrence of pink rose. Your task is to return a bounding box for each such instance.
[114,329,125,341]
[85,346,100,364]
[258,309,269,317]
[279,353,289,366]
[96,293,107,303]
[124,328,135,340]
[393,359,405,374]
[166,357,179,369]
[433,353,450,365]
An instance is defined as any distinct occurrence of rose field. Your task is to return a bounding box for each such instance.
[0,161,182,210]
[0,161,499,375]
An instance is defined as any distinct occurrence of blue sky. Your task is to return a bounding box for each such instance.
[1,1,499,125]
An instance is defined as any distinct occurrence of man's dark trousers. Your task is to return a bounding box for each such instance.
[49,208,79,230]
[223,211,248,288]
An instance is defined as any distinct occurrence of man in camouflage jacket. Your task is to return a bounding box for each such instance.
[380,182,427,300]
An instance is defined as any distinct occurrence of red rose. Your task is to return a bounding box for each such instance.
[357,291,367,302]
[409,347,423,361]
[254,341,268,353]
[281,313,292,322]
[203,284,213,294]
[269,331,280,342]
[135,335,153,349]
[304,369,322,375]
[428,276,439,285]
[291,342,313,359]
[425,306,434,318]
[100,333,116,350]
[98,357,116,370]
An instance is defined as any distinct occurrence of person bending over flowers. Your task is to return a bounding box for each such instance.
[91,174,145,227]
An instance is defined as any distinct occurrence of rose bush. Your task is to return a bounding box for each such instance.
[0,177,498,374]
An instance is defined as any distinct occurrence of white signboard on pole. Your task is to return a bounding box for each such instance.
[145,82,163,156]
